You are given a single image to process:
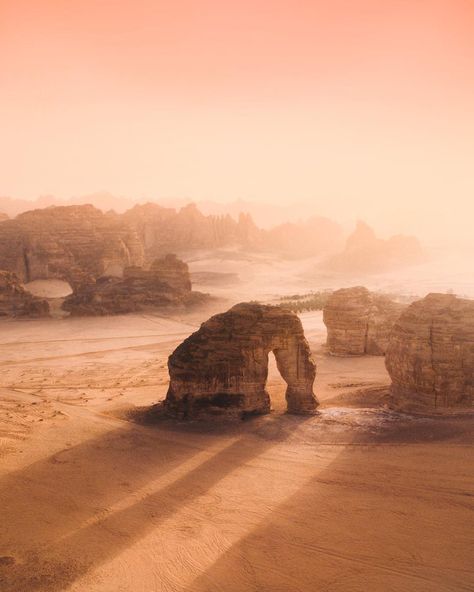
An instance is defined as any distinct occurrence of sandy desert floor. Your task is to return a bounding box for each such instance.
[0,308,473,592]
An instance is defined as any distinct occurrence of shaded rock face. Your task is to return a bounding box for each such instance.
[0,271,49,317]
[323,221,423,273]
[62,255,203,316]
[165,303,318,419]
[0,205,144,285]
[385,294,474,412]
[323,287,405,356]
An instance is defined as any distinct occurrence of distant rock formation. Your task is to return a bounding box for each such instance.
[165,303,318,419]
[62,255,205,316]
[263,216,344,257]
[0,205,144,285]
[0,212,8,223]
[323,221,423,273]
[121,203,343,258]
[385,293,474,412]
[0,271,49,317]
[323,286,406,356]
[0,201,347,280]
[121,202,263,257]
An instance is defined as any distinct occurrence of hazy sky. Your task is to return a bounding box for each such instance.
[1,1,473,241]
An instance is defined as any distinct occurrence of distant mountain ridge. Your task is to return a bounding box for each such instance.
[0,200,422,282]
[0,202,347,285]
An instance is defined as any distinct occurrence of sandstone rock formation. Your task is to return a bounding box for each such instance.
[165,303,318,419]
[122,202,263,257]
[0,271,49,317]
[323,286,406,356]
[385,293,474,412]
[323,221,423,273]
[62,255,204,316]
[0,205,144,285]
[0,201,346,283]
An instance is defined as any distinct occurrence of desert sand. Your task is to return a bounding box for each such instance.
[0,301,473,592]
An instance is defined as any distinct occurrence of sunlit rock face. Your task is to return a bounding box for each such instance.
[0,205,144,286]
[62,255,202,316]
[165,303,318,419]
[0,271,49,317]
[385,293,474,412]
[323,286,406,356]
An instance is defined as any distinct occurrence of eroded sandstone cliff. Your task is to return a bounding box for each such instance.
[0,271,49,317]
[165,302,318,419]
[323,286,406,356]
[385,293,474,412]
[0,205,144,285]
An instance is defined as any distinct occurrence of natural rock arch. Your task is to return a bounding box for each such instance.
[165,303,318,419]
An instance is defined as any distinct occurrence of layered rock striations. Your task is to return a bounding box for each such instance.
[323,221,423,273]
[0,205,144,285]
[0,271,49,317]
[385,293,474,412]
[323,286,406,356]
[165,303,318,419]
[62,255,204,316]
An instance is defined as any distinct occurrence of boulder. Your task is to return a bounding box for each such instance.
[323,286,405,356]
[165,303,318,419]
[385,293,474,412]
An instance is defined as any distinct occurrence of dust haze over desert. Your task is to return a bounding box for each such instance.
[0,2,473,592]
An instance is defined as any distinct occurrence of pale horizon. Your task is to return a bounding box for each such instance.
[1,1,473,245]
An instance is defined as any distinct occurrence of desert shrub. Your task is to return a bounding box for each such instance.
[277,290,332,313]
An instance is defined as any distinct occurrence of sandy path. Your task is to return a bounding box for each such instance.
[0,312,473,591]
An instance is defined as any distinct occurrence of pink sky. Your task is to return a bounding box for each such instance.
[1,0,473,241]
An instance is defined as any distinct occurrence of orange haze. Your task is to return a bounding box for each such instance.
[1,0,473,244]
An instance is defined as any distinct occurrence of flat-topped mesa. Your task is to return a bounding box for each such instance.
[62,255,202,316]
[385,293,474,412]
[165,303,318,419]
[0,271,49,317]
[323,286,406,356]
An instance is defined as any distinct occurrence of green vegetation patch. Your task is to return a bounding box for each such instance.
[277,290,332,313]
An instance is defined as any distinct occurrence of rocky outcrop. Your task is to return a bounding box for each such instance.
[0,271,49,317]
[323,286,406,356]
[323,221,423,273]
[165,303,318,419]
[385,293,474,412]
[0,205,144,285]
[62,255,204,316]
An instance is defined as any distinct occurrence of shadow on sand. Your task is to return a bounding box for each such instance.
[0,410,472,592]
